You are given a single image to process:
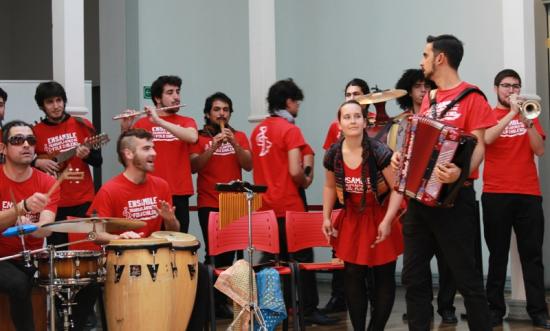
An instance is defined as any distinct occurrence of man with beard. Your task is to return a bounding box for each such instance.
[482,69,549,328]
[392,34,496,331]
[395,69,459,324]
[0,120,59,331]
[189,92,252,319]
[122,75,198,233]
[89,128,209,330]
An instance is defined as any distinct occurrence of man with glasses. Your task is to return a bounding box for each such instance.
[482,69,549,328]
[0,120,59,331]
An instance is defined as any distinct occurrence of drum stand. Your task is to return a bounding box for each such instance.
[226,185,267,331]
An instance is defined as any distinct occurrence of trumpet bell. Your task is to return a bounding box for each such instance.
[520,99,541,120]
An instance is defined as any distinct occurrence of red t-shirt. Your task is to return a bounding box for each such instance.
[250,117,306,217]
[133,114,197,195]
[189,131,251,208]
[419,82,497,179]
[33,116,96,207]
[483,108,546,195]
[323,120,340,150]
[0,167,60,257]
[87,173,173,237]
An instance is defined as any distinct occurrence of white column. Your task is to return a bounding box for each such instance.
[501,0,537,320]
[52,0,88,116]
[248,0,276,123]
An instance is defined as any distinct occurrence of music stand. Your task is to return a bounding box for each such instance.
[216,181,268,331]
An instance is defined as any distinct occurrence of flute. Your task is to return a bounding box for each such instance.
[112,104,186,120]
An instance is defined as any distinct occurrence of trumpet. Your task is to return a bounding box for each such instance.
[518,95,541,120]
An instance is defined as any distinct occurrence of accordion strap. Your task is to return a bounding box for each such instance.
[430,87,487,119]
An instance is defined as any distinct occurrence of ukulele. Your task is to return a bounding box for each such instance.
[37,133,110,172]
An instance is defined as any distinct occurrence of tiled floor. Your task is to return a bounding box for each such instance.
[84,281,544,330]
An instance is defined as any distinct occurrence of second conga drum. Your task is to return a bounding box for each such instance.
[104,238,173,331]
[151,231,200,331]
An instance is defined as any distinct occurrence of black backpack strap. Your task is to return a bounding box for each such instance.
[430,87,487,119]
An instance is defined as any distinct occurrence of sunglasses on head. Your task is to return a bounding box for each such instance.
[6,134,37,146]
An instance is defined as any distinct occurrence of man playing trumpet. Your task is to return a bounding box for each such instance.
[482,69,549,328]
[120,75,198,232]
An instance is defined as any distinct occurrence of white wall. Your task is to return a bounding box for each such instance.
[96,0,549,284]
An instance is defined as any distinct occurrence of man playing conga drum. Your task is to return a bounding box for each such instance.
[90,128,208,331]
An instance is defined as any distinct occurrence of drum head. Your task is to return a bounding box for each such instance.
[106,238,171,250]
[151,231,200,249]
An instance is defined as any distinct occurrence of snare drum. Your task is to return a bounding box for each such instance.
[151,231,200,331]
[104,238,173,331]
[36,250,105,285]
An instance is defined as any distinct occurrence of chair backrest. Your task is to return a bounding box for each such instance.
[208,210,280,257]
[285,210,342,253]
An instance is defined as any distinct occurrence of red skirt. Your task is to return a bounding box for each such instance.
[331,196,404,266]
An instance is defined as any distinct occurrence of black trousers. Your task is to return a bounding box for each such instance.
[402,187,490,331]
[260,216,319,315]
[187,262,210,331]
[435,243,457,314]
[0,261,35,331]
[482,193,547,318]
[173,195,191,233]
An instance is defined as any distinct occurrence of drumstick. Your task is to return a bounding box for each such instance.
[9,189,21,217]
[46,174,65,198]
[112,104,186,120]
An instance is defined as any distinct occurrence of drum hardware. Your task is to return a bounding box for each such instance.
[216,181,269,331]
[41,216,146,234]
[356,88,407,105]
[187,264,196,280]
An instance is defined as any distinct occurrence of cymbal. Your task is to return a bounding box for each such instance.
[42,217,146,233]
[356,89,407,105]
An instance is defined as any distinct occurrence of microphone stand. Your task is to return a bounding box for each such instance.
[216,181,267,331]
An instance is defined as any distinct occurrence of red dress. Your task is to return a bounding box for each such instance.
[332,163,403,266]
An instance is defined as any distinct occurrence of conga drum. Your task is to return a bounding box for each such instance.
[151,231,200,331]
[104,238,173,331]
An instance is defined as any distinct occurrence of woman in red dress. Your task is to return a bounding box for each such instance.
[322,100,404,331]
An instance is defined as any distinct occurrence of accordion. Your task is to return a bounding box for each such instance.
[395,115,477,207]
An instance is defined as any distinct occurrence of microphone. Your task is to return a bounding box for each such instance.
[2,224,38,237]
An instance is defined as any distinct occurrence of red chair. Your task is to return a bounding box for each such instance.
[207,210,297,331]
[285,210,345,330]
